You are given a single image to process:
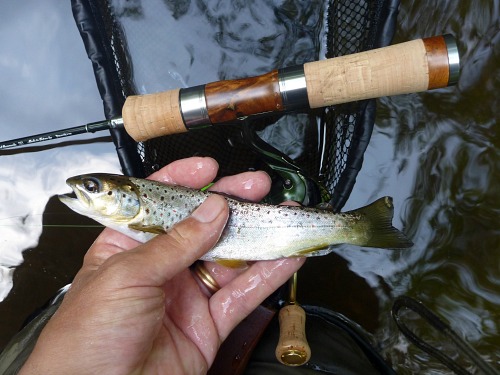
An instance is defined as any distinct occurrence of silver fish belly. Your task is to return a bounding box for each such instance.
[59,174,412,263]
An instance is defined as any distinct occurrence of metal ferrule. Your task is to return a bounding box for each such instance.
[278,65,309,110]
[110,117,124,128]
[443,34,460,86]
[179,85,211,129]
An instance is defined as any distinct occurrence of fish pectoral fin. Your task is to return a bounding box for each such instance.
[128,223,166,235]
[215,259,248,269]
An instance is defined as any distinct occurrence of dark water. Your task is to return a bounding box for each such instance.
[0,1,499,374]
[340,1,500,372]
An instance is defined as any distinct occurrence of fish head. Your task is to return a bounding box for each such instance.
[58,174,141,222]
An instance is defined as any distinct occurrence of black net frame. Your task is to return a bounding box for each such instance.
[72,0,400,211]
[0,3,403,372]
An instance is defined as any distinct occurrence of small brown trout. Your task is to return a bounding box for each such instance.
[59,174,412,264]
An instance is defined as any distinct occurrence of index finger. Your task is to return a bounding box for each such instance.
[147,156,219,188]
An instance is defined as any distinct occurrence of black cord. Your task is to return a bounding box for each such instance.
[304,305,397,375]
[392,296,499,375]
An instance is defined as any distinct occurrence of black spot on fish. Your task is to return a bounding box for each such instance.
[145,208,150,214]
[108,191,113,196]
[143,194,148,198]
[160,196,165,201]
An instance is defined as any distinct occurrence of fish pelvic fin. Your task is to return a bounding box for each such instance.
[349,197,413,249]
[214,259,249,268]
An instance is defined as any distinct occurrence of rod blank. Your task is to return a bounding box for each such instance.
[0,35,459,150]
[0,119,123,150]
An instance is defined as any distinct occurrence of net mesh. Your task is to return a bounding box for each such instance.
[80,0,396,211]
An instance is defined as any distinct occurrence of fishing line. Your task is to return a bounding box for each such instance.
[0,224,103,229]
[0,213,103,229]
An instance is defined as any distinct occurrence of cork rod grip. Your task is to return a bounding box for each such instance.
[120,35,456,142]
[303,36,451,108]
[275,304,311,366]
[122,89,186,142]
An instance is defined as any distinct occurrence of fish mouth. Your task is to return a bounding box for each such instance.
[58,183,91,213]
[58,190,78,204]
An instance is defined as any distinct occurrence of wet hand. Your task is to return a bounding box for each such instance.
[20,157,305,375]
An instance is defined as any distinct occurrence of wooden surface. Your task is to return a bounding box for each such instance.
[208,305,276,375]
[423,36,450,89]
[122,88,186,142]
[205,70,283,123]
[121,36,452,141]
[304,38,432,108]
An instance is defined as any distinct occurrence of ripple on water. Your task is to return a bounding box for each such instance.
[364,1,500,372]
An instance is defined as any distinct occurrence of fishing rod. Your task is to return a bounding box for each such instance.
[0,119,123,150]
[0,34,460,150]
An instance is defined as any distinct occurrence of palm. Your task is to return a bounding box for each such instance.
[77,233,298,374]
[66,235,222,373]
[109,273,215,373]
[136,270,217,374]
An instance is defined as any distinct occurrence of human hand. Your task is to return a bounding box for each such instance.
[20,157,305,375]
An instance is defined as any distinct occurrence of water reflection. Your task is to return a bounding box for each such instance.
[341,0,500,372]
[0,150,119,273]
[0,1,120,345]
[113,0,324,92]
[0,0,498,372]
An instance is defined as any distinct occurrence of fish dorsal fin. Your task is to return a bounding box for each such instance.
[215,259,248,268]
[128,223,166,235]
[315,202,334,211]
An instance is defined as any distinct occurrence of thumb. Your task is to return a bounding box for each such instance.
[106,194,229,287]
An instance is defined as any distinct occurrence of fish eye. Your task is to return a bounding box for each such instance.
[82,177,101,193]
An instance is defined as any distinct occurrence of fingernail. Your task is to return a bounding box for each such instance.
[192,195,225,223]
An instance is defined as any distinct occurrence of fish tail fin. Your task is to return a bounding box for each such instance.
[349,197,413,249]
